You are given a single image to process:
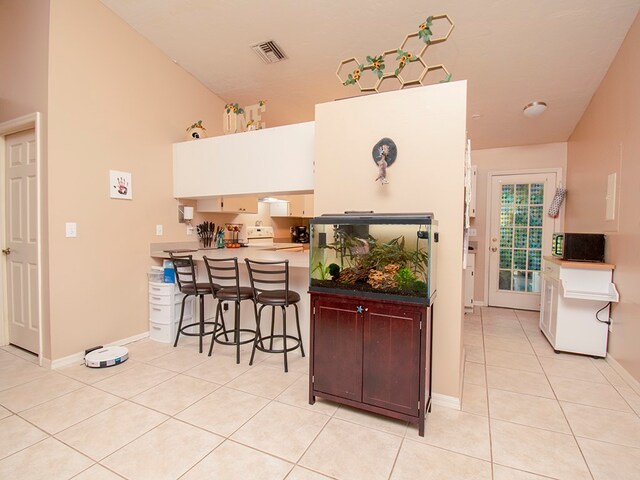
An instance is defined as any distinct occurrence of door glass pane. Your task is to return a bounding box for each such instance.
[501,185,514,204]
[513,270,526,291]
[497,181,545,293]
[500,228,513,248]
[500,249,512,269]
[530,206,543,226]
[501,206,514,226]
[514,228,528,248]
[529,228,542,249]
[515,206,529,226]
[499,270,512,290]
[515,184,529,204]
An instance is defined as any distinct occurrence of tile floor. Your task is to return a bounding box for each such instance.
[1,306,640,479]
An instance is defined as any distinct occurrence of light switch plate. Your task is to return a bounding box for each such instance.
[65,222,77,238]
[468,228,477,237]
[156,224,163,236]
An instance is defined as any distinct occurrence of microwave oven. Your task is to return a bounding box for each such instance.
[552,233,605,262]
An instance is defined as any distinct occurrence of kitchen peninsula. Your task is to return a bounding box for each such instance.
[150,244,311,347]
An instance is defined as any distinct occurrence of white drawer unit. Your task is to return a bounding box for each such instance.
[148,281,194,343]
[539,257,618,357]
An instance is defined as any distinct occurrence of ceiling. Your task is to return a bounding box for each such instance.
[100,0,640,149]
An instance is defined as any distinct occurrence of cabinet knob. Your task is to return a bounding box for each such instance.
[356,306,364,313]
[490,247,497,252]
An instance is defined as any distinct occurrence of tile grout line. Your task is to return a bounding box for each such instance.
[478,307,496,480]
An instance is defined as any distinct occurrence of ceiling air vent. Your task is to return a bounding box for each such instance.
[251,40,287,64]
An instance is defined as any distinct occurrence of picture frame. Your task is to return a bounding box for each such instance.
[109,170,132,200]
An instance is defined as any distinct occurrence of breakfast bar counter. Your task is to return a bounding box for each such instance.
[150,244,311,351]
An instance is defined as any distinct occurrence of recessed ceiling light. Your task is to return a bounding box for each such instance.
[523,101,547,117]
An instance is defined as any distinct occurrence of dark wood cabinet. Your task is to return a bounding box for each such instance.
[309,292,433,436]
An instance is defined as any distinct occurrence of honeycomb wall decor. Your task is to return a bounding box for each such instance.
[337,15,454,93]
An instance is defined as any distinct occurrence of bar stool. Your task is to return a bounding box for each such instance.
[245,259,305,372]
[170,253,223,353]
[203,256,256,364]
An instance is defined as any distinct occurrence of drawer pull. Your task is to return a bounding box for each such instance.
[151,296,162,301]
[152,307,162,311]
[152,325,161,330]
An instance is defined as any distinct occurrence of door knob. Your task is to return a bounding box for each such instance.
[490,247,498,252]
[2,248,10,255]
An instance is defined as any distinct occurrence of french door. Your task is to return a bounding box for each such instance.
[488,172,557,310]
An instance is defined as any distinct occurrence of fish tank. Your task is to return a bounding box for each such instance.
[309,213,437,304]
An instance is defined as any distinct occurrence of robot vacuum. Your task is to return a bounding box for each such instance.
[84,346,129,368]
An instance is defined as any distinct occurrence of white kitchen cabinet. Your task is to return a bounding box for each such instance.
[173,122,315,199]
[464,252,475,309]
[539,257,618,357]
[469,165,477,218]
[269,194,314,217]
[148,281,194,343]
[196,196,259,213]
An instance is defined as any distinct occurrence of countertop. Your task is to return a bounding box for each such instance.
[544,256,615,270]
[151,244,310,269]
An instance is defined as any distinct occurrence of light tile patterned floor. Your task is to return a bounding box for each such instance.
[1,307,640,479]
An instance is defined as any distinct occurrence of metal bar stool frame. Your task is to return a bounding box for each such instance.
[170,253,225,353]
[203,256,257,364]
[245,258,305,372]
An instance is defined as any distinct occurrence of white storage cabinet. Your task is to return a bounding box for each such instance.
[148,281,194,343]
[539,257,618,357]
[464,253,475,309]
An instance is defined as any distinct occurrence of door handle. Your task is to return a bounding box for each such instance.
[490,247,497,252]
[1,248,10,255]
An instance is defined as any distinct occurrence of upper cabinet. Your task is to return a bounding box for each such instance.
[196,196,259,214]
[173,122,315,199]
[270,194,314,218]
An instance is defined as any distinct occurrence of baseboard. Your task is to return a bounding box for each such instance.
[50,331,149,370]
[472,300,486,307]
[606,354,640,395]
[431,393,461,410]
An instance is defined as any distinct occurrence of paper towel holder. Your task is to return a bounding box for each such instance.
[178,205,194,223]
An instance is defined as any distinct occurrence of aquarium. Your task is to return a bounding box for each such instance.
[309,213,437,304]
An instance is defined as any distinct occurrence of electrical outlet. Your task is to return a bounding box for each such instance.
[186,225,194,235]
[223,303,229,311]
[468,228,477,237]
[65,222,77,238]
[156,224,163,236]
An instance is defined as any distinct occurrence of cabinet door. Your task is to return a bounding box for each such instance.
[312,296,363,402]
[223,196,258,213]
[302,194,314,217]
[362,302,421,416]
[269,201,289,217]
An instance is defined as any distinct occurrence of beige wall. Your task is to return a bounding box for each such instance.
[566,13,640,382]
[46,0,226,359]
[314,82,467,399]
[0,0,50,123]
[470,143,567,302]
[0,0,52,358]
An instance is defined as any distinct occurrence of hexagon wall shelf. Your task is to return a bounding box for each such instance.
[337,14,455,94]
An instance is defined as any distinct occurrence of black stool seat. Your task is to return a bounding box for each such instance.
[256,290,301,305]
[203,256,257,364]
[170,254,224,354]
[216,286,253,301]
[182,282,220,295]
[245,258,305,372]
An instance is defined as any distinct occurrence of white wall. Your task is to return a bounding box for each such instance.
[314,82,468,399]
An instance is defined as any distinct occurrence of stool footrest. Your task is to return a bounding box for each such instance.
[254,334,302,354]
[214,328,256,346]
[179,321,221,337]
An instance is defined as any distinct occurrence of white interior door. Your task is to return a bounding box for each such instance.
[488,172,556,310]
[4,129,39,353]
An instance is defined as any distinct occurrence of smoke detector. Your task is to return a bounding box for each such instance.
[251,40,287,64]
